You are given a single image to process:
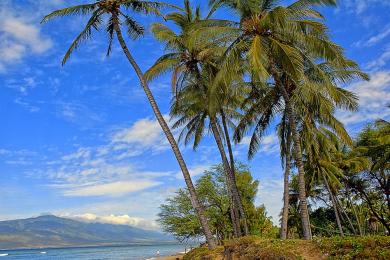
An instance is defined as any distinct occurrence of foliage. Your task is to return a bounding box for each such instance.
[158,164,276,242]
[346,120,390,233]
[315,236,390,259]
[184,236,390,260]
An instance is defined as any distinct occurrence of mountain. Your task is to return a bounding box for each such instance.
[0,215,173,249]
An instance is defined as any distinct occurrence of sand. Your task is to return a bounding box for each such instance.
[159,254,184,260]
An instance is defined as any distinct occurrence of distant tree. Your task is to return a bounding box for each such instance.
[347,120,390,234]
[158,164,276,243]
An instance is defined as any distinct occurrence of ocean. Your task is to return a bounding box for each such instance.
[0,244,190,259]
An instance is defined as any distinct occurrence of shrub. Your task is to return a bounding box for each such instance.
[315,236,390,259]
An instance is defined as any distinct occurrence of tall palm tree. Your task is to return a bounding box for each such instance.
[144,0,249,236]
[207,0,371,239]
[42,0,217,249]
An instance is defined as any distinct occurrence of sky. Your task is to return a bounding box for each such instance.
[0,0,389,231]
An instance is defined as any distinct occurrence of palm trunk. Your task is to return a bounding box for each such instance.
[114,25,216,249]
[323,175,344,236]
[220,110,249,235]
[346,185,363,235]
[280,137,292,239]
[334,195,357,235]
[210,117,246,237]
[278,85,312,240]
[230,205,241,237]
[268,59,311,239]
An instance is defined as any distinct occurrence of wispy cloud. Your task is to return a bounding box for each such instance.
[36,116,177,197]
[239,133,279,155]
[174,164,210,179]
[256,178,284,225]
[342,0,390,15]
[62,180,161,197]
[366,47,390,70]
[355,26,390,47]
[338,71,390,126]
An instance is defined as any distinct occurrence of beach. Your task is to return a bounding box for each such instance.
[159,253,184,260]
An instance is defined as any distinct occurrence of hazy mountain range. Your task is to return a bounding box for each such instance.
[0,215,173,249]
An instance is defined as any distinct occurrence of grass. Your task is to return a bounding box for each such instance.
[315,236,390,259]
[183,235,390,259]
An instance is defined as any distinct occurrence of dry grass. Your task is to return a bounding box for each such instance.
[183,236,390,259]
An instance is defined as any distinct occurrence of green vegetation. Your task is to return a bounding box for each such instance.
[315,236,390,259]
[43,0,389,257]
[183,236,390,259]
[158,165,277,243]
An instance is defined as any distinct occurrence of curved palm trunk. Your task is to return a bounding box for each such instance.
[114,26,216,249]
[346,185,363,235]
[220,110,249,235]
[323,175,344,236]
[334,194,357,235]
[278,85,312,240]
[280,138,292,239]
[210,117,246,237]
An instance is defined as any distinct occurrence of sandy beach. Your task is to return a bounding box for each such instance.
[159,254,184,260]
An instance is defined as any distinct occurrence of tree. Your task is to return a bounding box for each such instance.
[42,0,216,248]
[348,120,390,234]
[145,0,248,236]
[158,164,276,243]
[207,0,346,239]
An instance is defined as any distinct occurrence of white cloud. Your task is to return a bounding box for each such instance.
[338,71,390,126]
[343,0,390,15]
[366,27,390,46]
[355,27,390,48]
[14,98,40,113]
[256,178,284,225]
[366,48,390,70]
[175,165,209,179]
[39,116,179,198]
[240,133,279,155]
[0,13,52,71]
[63,180,161,197]
[69,213,160,230]
[111,117,170,153]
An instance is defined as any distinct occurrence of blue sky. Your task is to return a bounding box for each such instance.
[0,0,389,230]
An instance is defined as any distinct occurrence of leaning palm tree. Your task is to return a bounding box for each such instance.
[144,0,249,236]
[42,0,217,249]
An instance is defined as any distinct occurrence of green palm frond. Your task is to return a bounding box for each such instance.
[121,12,145,39]
[61,9,103,65]
[41,3,97,23]
[144,53,181,81]
[122,0,179,16]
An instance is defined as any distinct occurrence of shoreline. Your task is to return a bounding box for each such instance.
[158,253,184,260]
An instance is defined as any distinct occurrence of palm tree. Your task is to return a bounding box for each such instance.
[144,0,249,236]
[42,0,217,249]
[206,0,371,239]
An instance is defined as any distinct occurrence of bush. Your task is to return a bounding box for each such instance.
[315,236,390,259]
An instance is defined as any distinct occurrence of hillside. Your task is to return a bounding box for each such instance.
[0,215,173,249]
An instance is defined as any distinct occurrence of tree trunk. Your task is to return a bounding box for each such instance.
[280,137,292,239]
[334,195,357,235]
[210,117,247,237]
[220,110,249,235]
[323,175,344,236]
[346,185,363,235]
[278,84,312,240]
[114,26,216,249]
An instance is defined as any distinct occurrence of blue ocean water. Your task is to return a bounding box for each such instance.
[0,244,190,259]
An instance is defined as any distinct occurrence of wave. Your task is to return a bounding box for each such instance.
[0,253,8,257]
